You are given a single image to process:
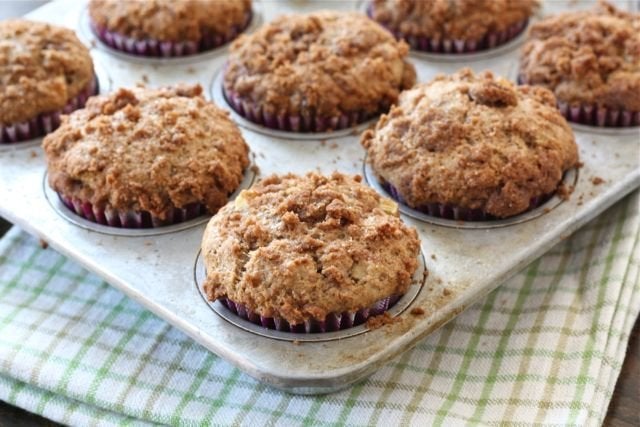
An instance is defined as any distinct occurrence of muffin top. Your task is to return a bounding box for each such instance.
[223,11,416,118]
[43,84,250,219]
[201,172,421,325]
[519,1,640,111]
[0,19,94,126]
[361,69,579,218]
[88,0,252,42]
[369,0,538,41]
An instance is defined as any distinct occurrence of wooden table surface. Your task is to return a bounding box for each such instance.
[0,216,638,425]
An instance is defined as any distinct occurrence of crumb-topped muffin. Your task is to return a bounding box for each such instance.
[519,1,639,127]
[43,84,250,228]
[88,0,252,57]
[362,69,579,220]
[223,11,416,132]
[201,172,421,332]
[368,0,538,53]
[1,19,96,144]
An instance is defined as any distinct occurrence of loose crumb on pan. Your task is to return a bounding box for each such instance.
[591,177,605,186]
[557,183,574,200]
[410,307,425,316]
[431,254,437,260]
[39,239,49,249]
[366,312,401,329]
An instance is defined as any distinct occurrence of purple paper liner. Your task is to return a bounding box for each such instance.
[220,294,402,333]
[58,193,206,229]
[517,75,640,128]
[385,183,552,221]
[222,85,387,133]
[90,11,252,58]
[367,3,528,53]
[0,77,99,145]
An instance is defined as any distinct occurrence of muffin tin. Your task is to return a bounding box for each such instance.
[0,0,638,394]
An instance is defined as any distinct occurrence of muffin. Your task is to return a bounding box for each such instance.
[43,84,250,228]
[201,172,421,333]
[361,69,579,220]
[1,20,97,145]
[368,0,538,54]
[88,0,252,58]
[519,1,640,127]
[223,11,416,133]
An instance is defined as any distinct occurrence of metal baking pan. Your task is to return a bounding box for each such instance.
[0,0,638,394]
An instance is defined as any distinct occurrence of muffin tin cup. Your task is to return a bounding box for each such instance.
[57,194,207,229]
[223,86,385,133]
[44,164,256,237]
[194,249,427,343]
[220,294,402,334]
[385,183,553,222]
[89,11,252,58]
[89,12,253,58]
[363,159,579,229]
[0,76,99,145]
[366,3,528,54]
[517,75,640,128]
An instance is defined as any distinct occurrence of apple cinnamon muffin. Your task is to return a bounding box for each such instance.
[88,0,253,57]
[1,20,97,144]
[223,11,416,132]
[519,1,640,127]
[368,0,538,53]
[43,84,250,228]
[201,172,421,333]
[361,68,579,220]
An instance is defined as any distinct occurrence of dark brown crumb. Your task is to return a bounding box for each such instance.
[250,164,260,175]
[366,312,400,329]
[591,177,605,186]
[557,183,574,200]
[410,307,425,316]
[576,161,584,168]
[443,288,451,296]
[431,254,437,260]
[39,239,48,249]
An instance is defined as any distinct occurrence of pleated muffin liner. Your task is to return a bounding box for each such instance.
[366,4,528,54]
[220,294,402,333]
[385,183,552,221]
[223,86,388,133]
[0,76,99,145]
[517,75,640,127]
[90,11,252,58]
[58,194,206,229]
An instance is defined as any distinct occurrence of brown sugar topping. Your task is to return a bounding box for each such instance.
[361,68,579,219]
[0,20,94,126]
[43,84,249,218]
[223,11,416,118]
[201,172,421,325]
[369,0,538,41]
[519,1,640,111]
[88,0,252,42]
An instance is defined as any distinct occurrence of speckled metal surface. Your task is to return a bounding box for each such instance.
[0,0,638,394]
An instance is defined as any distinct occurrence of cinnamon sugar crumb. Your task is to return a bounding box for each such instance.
[367,312,400,329]
[410,307,425,316]
[591,177,605,186]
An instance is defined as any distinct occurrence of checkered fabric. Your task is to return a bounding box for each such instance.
[0,191,638,426]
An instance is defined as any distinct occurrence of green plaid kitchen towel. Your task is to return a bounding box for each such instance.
[0,191,638,426]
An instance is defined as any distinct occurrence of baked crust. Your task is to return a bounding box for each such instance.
[519,1,640,111]
[369,0,538,41]
[361,68,579,219]
[88,0,252,42]
[0,19,94,126]
[43,84,250,218]
[201,172,421,325]
[223,11,416,118]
